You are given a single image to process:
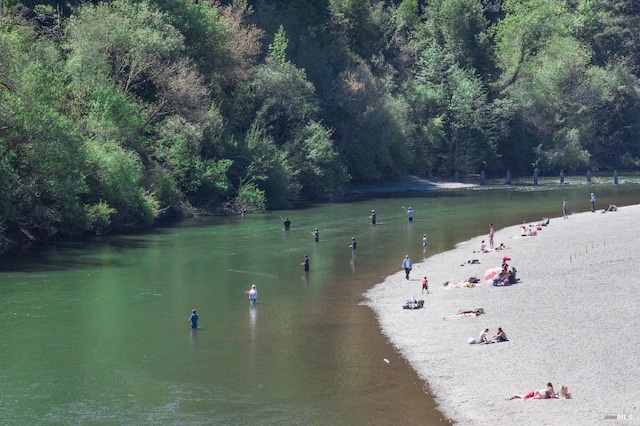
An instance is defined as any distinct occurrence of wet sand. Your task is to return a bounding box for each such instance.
[366,205,640,425]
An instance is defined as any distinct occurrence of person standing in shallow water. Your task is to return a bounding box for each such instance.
[370,210,376,225]
[188,309,198,329]
[350,237,357,256]
[245,284,257,305]
[302,255,310,272]
[562,198,568,219]
[284,217,291,230]
[402,255,413,280]
[407,207,414,221]
[590,192,596,212]
[489,224,494,249]
[312,227,319,242]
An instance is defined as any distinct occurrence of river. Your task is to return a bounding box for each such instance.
[0,177,638,425]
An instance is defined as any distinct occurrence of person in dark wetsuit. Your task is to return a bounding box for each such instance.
[302,255,310,271]
[370,210,376,225]
[284,217,291,230]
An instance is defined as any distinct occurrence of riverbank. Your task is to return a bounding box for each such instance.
[345,174,477,196]
[365,205,640,425]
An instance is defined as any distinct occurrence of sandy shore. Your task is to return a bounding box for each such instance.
[365,205,640,425]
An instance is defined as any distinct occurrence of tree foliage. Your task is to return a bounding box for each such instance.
[2,0,640,245]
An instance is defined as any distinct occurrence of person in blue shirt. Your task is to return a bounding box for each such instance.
[407,207,414,221]
[188,309,198,329]
[402,255,413,280]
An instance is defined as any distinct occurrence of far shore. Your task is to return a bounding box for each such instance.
[365,204,639,425]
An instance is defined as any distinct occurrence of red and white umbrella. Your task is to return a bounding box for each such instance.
[484,267,502,282]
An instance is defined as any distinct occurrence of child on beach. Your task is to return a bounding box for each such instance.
[421,276,429,294]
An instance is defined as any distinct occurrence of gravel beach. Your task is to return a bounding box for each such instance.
[365,205,640,425]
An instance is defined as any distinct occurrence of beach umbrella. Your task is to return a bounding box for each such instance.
[484,267,502,282]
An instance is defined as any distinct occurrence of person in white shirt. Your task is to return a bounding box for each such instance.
[245,284,257,305]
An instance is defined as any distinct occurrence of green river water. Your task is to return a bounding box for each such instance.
[1,177,638,425]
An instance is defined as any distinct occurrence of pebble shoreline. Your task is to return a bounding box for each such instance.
[365,205,640,425]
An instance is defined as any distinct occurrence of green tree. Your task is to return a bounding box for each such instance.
[251,26,318,144]
[329,63,410,180]
[84,139,157,226]
[575,0,640,75]
[1,35,88,236]
[328,0,378,56]
[424,0,493,74]
[493,0,572,86]
[64,0,184,98]
[409,43,497,175]
[243,125,291,208]
[286,121,349,199]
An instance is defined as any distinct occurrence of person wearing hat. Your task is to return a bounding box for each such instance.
[370,210,376,225]
[502,256,511,271]
[188,309,199,329]
[245,284,257,305]
[407,207,414,221]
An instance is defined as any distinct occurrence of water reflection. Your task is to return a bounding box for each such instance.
[190,328,198,347]
[249,304,257,343]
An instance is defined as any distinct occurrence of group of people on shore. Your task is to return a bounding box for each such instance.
[474,240,508,253]
[493,257,518,286]
[468,327,509,344]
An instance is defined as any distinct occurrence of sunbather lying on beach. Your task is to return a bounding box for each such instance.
[506,383,557,400]
[446,308,484,320]
[456,307,484,315]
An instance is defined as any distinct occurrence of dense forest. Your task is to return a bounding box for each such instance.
[1,0,639,246]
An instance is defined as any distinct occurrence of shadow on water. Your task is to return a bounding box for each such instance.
[0,235,162,273]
